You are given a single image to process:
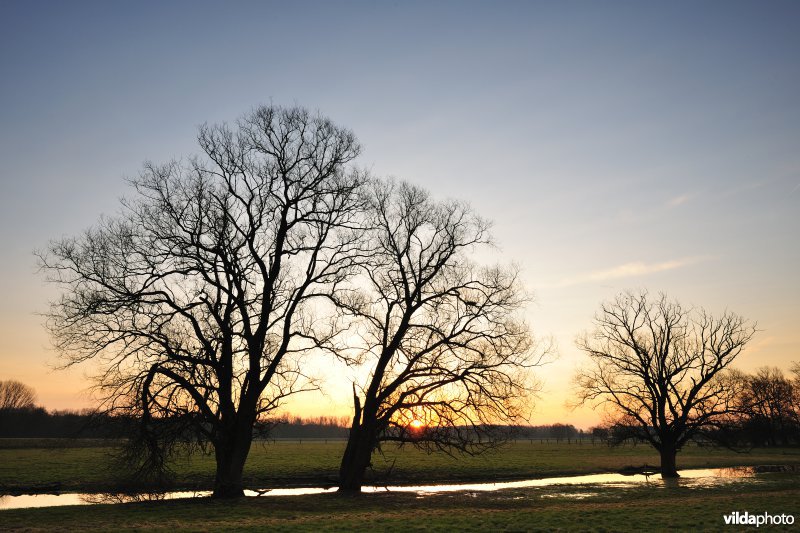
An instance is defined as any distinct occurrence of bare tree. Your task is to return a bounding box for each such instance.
[39,105,365,497]
[575,291,755,478]
[736,367,798,446]
[0,380,37,410]
[333,180,540,492]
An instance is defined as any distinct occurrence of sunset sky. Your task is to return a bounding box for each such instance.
[1,1,798,428]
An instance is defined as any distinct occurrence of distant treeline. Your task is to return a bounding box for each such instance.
[3,405,799,446]
[268,415,351,439]
[0,408,353,439]
[510,424,587,441]
[0,407,132,438]
[0,407,594,441]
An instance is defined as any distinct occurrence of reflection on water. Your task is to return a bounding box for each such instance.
[0,493,88,509]
[0,466,781,511]
[0,488,336,510]
[541,492,599,500]
[717,466,756,477]
[82,492,169,504]
[366,468,757,494]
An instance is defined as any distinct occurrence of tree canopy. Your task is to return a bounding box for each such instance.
[39,105,366,497]
[335,180,540,491]
[575,291,755,477]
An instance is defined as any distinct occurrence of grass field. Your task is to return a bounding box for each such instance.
[1,439,800,493]
[2,440,799,531]
[2,473,799,531]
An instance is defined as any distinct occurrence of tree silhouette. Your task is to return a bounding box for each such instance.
[0,380,37,410]
[333,180,540,492]
[735,367,799,446]
[39,105,365,497]
[575,291,755,478]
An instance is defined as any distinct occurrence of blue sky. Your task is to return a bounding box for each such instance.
[1,1,798,426]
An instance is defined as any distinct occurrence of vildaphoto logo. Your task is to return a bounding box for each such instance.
[723,511,795,527]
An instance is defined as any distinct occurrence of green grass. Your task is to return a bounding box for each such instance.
[2,439,799,531]
[1,439,799,493]
[2,474,799,531]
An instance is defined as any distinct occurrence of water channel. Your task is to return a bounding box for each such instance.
[0,467,773,511]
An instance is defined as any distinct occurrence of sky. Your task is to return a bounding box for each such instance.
[0,0,798,429]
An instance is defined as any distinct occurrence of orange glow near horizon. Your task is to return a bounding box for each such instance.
[409,419,425,430]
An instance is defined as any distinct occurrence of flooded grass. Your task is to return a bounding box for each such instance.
[0,467,789,510]
[1,473,798,531]
[2,440,799,530]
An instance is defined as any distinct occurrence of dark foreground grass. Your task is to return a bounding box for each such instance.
[2,474,799,531]
[2,440,800,493]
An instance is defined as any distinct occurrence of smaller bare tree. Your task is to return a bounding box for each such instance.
[575,291,755,478]
[334,180,542,492]
[0,380,37,410]
[736,367,798,446]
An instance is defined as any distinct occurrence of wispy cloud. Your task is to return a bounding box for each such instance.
[666,194,691,208]
[546,257,705,289]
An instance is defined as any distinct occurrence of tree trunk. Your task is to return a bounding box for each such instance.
[659,445,679,478]
[338,424,376,493]
[212,426,253,498]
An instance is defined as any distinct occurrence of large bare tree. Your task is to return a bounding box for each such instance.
[575,291,755,477]
[334,180,539,492]
[39,105,365,497]
[0,380,37,410]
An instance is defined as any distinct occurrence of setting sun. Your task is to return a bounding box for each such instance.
[409,419,425,430]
